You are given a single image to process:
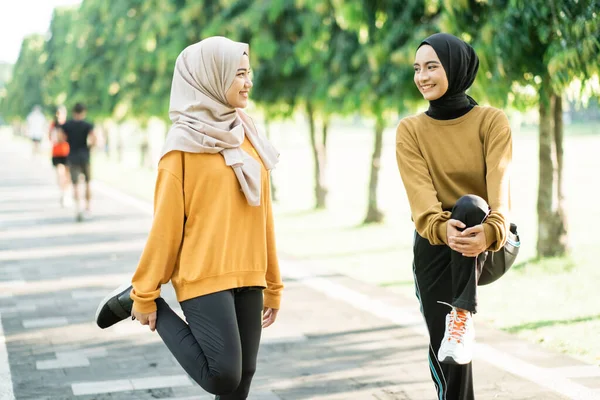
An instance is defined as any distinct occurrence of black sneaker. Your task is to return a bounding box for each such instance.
[95,284,133,329]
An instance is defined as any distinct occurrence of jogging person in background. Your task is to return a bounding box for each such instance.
[94,37,283,399]
[395,33,512,399]
[48,105,70,207]
[26,105,46,155]
[60,103,96,221]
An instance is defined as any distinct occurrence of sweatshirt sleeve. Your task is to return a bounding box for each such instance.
[483,111,512,251]
[130,167,185,314]
[263,174,283,310]
[396,120,451,245]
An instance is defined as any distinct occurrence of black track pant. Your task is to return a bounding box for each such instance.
[155,287,263,399]
[413,195,489,400]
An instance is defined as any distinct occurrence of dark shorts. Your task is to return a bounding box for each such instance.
[52,156,68,166]
[69,162,91,184]
[31,138,41,143]
[68,151,91,184]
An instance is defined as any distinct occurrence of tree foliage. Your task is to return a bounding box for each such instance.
[446,0,600,257]
[1,0,599,246]
[1,34,46,120]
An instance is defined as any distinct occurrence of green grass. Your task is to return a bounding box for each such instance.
[5,117,600,365]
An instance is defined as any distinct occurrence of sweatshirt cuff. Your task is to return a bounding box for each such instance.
[130,289,158,314]
[483,223,497,250]
[132,300,157,314]
[436,220,448,245]
[263,292,281,310]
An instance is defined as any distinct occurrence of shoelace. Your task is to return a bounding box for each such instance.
[438,301,468,343]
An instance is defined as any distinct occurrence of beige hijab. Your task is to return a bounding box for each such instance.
[161,36,279,206]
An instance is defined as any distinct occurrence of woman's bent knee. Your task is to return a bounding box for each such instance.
[454,195,488,213]
[200,370,242,395]
[452,194,489,225]
[455,194,486,210]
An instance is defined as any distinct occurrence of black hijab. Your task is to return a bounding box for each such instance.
[418,33,479,120]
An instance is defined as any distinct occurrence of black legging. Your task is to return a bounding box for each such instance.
[155,287,263,399]
[413,194,489,400]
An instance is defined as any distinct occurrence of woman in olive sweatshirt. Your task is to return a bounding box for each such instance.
[95,36,283,399]
[395,33,512,400]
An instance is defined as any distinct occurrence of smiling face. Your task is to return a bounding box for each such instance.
[225,54,253,108]
[413,45,449,101]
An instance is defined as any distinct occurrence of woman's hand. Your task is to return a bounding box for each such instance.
[447,219,466,242]
[262,307,279,328]
[448,221,487,257]
[132,310,157,332]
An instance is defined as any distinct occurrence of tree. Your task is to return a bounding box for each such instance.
[206,0,339,209]
[328,0,439,223]
[0,35,46,121]
[0,62,13,123]
[448,0,600,257]
[42,0,196,161]
[42,7,78,110]
[0,62,11,89]
[297,0,362,209]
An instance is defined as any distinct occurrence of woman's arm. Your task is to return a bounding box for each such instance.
[130,159,185,314]
[263,174,283,312]
[482,110,512,251]
[396,120,451,245]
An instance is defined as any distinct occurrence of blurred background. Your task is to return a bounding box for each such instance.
[1,0,599,367]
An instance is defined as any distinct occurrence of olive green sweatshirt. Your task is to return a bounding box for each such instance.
[395,106,512,251]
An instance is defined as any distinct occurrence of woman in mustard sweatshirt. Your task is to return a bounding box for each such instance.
[95,36,284,399]
[395,33,512,399]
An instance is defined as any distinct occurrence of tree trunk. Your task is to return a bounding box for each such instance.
[363,116,385,224]
[552,93,568,252]
[306,102,328,209]
[536,84,568,257]
[264,117,277,202]
[320,118,329,202]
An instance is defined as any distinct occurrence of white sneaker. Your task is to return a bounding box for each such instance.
[437,302,475,365]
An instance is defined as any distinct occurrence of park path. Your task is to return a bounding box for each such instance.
[1,131,599,399]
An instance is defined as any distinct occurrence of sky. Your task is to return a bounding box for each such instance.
[0,0,82,64]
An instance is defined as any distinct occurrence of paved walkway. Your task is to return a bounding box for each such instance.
[1,132,599,400]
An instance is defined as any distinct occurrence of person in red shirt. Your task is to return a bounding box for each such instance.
[48,105,71,207]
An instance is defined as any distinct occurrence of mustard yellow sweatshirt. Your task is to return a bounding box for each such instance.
[395,106,512,251]
[130,137,283,314]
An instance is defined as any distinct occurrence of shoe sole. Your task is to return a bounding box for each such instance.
[438,355,472,365]
[94,283,132,324]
